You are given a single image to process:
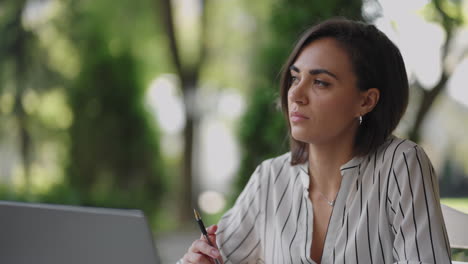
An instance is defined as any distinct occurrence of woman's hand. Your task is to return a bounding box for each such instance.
[183,225,224,264]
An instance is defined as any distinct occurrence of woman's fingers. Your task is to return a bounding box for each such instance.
[206,224,218,234]
[207,234,217,246]
[183,224,223,264]
[205,225,219,246]
[190,239,220,258]
[183,251,214,264]
[199,225,219,248]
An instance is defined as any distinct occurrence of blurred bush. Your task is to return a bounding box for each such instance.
[0,0,168,228]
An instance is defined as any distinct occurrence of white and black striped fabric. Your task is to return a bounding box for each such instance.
[179,136,452,264]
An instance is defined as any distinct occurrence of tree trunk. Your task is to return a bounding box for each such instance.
[408,75,448,142]
[157,0,207,225]
[181,103,195,223]
[12,1,32,194]
[407,0,460,142]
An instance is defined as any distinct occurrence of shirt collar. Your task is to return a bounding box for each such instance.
[296,155,365,190]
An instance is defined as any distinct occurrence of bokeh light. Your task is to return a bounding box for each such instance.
[198,190,226,215]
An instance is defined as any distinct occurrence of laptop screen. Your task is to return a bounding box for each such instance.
[0,201,160,264]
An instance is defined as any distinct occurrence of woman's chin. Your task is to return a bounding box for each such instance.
[291,130,328,144]
[291,133,312,144]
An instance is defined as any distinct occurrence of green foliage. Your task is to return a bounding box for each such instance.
[0,0,62,95]
[66,29,166,220]
[0,182,81,205]
[0,0,66,194]
[0,0,168,227]
[235,0,363,198]
[452,248,468,261]
[235,82,289,197]
[439,155,468,198]
[441,198,468,214]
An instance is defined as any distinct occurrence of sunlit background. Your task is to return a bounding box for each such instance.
[1,0,467,262]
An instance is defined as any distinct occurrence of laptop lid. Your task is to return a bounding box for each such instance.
[0,201,160,264]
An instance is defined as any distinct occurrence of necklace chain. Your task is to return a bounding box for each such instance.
[309,167,336,207]
[317,192,336,207]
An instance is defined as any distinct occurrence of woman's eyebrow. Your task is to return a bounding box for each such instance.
[289,65,300,73]
[309,69,338,80]
[289,65,338,80]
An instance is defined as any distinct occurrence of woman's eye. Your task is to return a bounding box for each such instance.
[291,76,299,84]
[314,79,330,87]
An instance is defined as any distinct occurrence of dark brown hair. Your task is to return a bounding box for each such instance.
[280,18,409,165]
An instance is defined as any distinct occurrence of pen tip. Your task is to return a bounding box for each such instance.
[193,209,201,220]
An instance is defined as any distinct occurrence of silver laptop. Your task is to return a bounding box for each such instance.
[0,201,160,264]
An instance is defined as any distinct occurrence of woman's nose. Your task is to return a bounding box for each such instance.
[289,83,308,105]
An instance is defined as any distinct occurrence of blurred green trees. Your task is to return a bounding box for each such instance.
[65,0,168,219]
[0,0,62,194]
[407,0,465,142]
[67,37,166,215]
[158,0,209,224]
[0,0,167,225]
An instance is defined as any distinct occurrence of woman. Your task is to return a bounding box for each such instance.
[181,18,451,264]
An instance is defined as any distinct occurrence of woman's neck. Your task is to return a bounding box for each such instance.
[307,135,356,196]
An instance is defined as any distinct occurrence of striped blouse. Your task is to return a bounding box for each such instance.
[181,136,452,263]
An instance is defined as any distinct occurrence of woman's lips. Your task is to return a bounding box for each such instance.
[290,112,309,122]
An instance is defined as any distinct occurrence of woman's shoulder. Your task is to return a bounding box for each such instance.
[375,135,417,158]
[258,152,294,170]
[372,135,430,168]
[251,152,301,179]
[262,152,291,164]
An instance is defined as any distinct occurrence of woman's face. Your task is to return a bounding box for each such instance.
[287,37,366,145]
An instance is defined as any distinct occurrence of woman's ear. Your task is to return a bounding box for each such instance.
[359,88,380,115]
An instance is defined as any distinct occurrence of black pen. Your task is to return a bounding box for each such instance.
[193,209,221,264]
